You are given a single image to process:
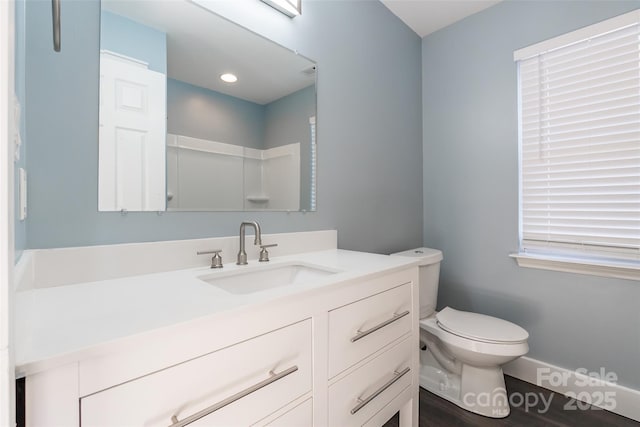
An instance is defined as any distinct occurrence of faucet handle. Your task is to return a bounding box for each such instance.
[259,244,278,262]
[197,249,223,269]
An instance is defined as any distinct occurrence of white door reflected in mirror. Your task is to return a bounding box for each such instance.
[98,51,166,212]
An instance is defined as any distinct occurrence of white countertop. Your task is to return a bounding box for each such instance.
[15,249,418,376]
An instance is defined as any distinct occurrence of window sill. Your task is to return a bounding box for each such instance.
[510,253,640,281]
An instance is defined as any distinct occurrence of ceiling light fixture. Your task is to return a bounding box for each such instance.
[220,73,238,83]
[260,0,301,18]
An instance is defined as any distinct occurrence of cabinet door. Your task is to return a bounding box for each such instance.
[328,337,413,427]
[328,283,412,377]
[81,319,312,427]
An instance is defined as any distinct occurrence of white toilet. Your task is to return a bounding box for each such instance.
[391,248,529,418]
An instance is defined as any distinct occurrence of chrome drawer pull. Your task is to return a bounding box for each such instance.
[351,310,410,343]
[350,366,411,415]
[168,365,298,427]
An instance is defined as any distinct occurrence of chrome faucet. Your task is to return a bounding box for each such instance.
[237,221,262,265]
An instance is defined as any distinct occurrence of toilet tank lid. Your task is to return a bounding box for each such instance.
[391,248,443,266]
[436,307,529,344]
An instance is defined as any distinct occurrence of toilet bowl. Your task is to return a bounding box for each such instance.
[420,307,529,417]
[391,248,529,418]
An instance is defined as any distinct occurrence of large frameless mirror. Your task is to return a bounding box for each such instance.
[98,0,317,212]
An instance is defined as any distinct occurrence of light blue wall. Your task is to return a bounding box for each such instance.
[22,0,423,253]
[264,85,316,211]
[24,0,100,249]
[99,10,166,74]
[167,78,265,150]
[264,85,315,150]
[422,0,640,390]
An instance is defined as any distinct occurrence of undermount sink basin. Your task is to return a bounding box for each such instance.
[198,262,339,294]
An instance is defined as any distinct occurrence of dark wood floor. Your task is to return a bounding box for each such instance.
[383,376,640,427]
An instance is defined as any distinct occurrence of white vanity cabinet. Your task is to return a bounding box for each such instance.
[19,248,419,427]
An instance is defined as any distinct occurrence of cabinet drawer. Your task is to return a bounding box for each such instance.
[328,336,412,427]
[81,319,312,427]
[328,283,412,377]
[261,398,312,426]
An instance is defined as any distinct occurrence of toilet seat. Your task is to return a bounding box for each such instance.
[420,315,529,361]
[436,307,529,344]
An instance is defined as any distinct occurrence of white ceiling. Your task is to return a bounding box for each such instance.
[380,0,502,38]
[102,0,315,105]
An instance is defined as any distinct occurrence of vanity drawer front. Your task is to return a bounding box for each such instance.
[260,398,313,426]
[80,319,312,427]
[328,336,412,427]
[328,282,412,378]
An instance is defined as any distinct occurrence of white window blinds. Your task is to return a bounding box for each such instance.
[515,11,640,261]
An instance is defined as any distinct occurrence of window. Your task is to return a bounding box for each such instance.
[513,10,640,279]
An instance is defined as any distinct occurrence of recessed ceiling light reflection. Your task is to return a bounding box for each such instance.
[220,73,238,83]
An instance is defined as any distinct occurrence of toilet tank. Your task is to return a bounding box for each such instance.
[391,248,443,319]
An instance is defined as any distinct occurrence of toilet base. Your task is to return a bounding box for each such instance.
[420,345,510,418]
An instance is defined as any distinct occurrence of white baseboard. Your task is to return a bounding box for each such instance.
[503,356,640,422]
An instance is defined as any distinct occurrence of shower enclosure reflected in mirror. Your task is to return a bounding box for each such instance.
[98,0,317,212]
